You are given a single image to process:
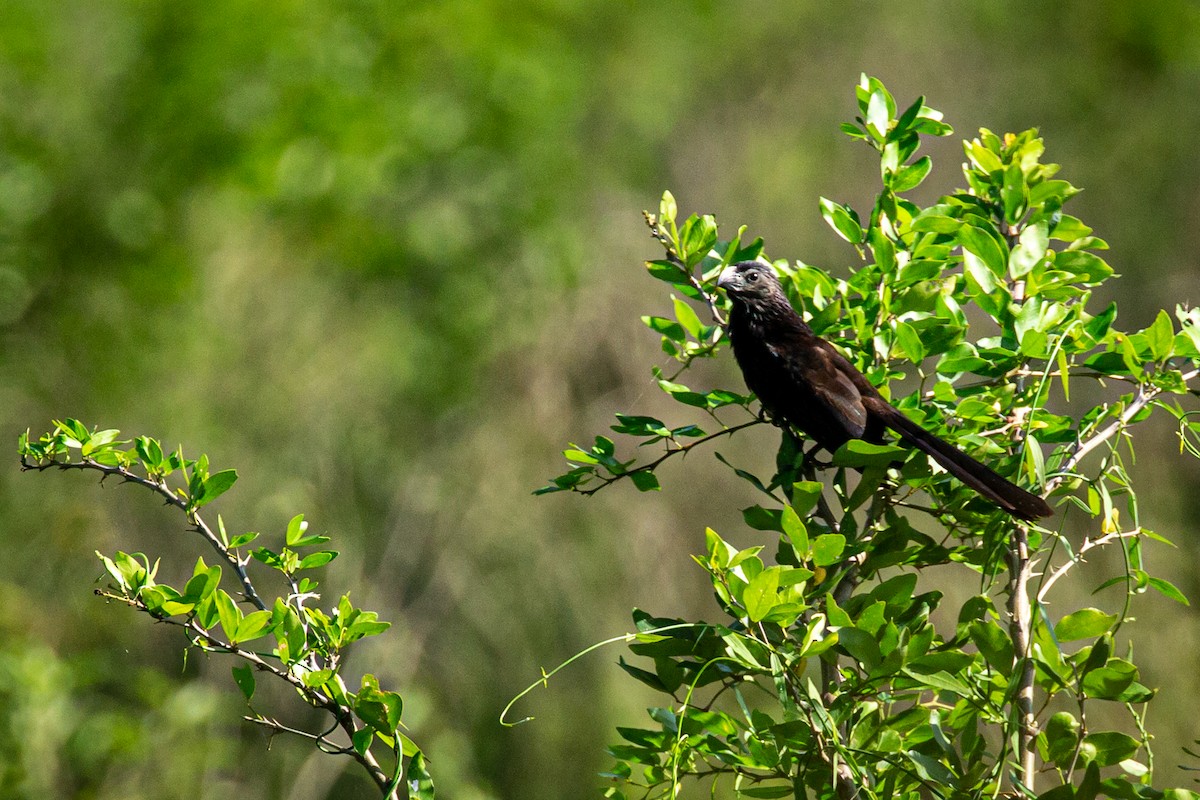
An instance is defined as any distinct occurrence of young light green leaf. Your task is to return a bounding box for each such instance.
[285,514,308,546]
[819,197,864,245]
[301,668,335,688]
[659,191,677,227]
[672,296,703,340]
[1146,309,1175,361]
[214,589,243,640]
[229,531,259,548]
[865,89,889,139]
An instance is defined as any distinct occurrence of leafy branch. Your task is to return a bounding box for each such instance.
[532,75,1200,800]
[19,419,432,800]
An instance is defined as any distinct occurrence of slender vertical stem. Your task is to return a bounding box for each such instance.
[1007,524,1037,789]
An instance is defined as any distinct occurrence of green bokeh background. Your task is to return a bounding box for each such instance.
[2,2,1199,798]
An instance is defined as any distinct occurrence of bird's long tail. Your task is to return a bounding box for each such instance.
[874,402,1053,521]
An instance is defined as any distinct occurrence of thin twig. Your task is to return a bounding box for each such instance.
[23,455,266,610]
[1007,524,1037,789]
[577,419,760,496]
[1035,528,1143,604]
[1046,368,1199,492]
[244,714,355,755]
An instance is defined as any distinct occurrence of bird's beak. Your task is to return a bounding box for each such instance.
[717,265,738,291]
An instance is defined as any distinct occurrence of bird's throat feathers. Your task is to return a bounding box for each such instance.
[731,292,811,339]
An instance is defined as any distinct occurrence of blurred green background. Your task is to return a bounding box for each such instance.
[2,1,1200,798]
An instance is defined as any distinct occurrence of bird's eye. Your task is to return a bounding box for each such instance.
[746,271,759,282]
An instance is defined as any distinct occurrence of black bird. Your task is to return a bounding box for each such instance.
[716,260,1052,521]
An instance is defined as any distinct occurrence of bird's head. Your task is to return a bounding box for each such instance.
[717,260,781,301]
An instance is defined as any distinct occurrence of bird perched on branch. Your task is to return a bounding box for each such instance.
[716,260,1052,521]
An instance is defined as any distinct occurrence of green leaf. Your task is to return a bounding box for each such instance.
[80,428,122,456]
[1146,309,1175,360]
[1050,213,1092,242]
[298,551,338,570]
[645,261,686,286]
[232,664,255,701]
[183,562,221,603]
[718,632,766,670]
[1042,711,1080,765]
[285,514,308,546]
[831,439,905,468]
[229,531,259,548]
[812,534,846,567]
[742,505,782,532]
[659,191,677,226]
[838,627,881,669]
[902,668,972,697]
[790,481,824,516]
[907,749,957,786]
[1030,179,1080,206]
[891,156,931,193]
[1147,576,1189,605]
[819,197,864,244]
[406,750,435,800]
[969,619,1014,674]
[356,678,404,735]
[893,320,926,363]
[963,137,1002,172]
[611,414,671,438]
[743,567,780,622]
[891,94,925,136]
[193,469,237,508]
[302,668,335,688]
[679,214,718,267]
[1081,659,1138,699]
[233,610,273,643]
[672,296,703,339]
[1009,221,1048,278]
[1055,607,1117,641]
[214,590,243,640]
[1054,250,1113,282]
[250,547,283,569]
[135,436,164,469]
[839,121,868,141]
[909,214,961,235]
[352,727,374,756]
[656,378,708,408]
[1081,731,1139,767]
[958,225,1006,278]
[865,89,890,139]
[1001,163,1026,223]
[780,506,809,560]
[629,471,660,492]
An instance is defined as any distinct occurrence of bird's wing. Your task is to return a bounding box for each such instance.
[771,338,869,439]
